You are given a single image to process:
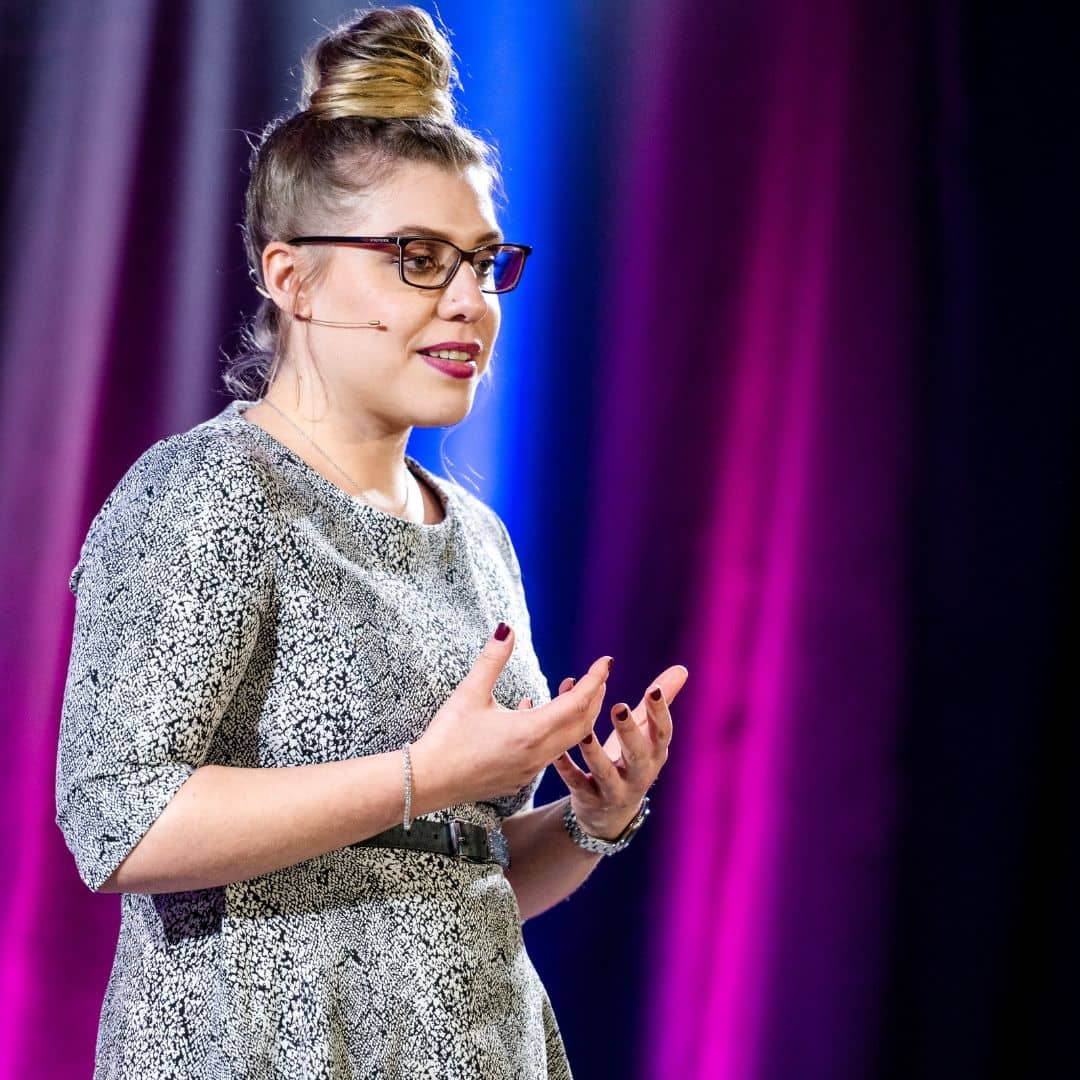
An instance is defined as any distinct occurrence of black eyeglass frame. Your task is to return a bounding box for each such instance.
[285,235,533,294]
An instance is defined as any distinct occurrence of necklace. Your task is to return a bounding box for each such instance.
[256,397,416,519]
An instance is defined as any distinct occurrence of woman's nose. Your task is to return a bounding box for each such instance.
[437,260,490,320]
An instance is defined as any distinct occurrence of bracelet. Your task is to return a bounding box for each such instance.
[402,742,413,832]
[562,795,651,856]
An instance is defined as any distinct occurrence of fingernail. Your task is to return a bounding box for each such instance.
[607,657,614,674]
[650,687,662,701]
[568,677,577,687]
[494,622,510,641]
[616,706,630,722]
[583,733,594,744]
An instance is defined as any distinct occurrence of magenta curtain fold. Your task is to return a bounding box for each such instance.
[0,4,243,1074]
[1,8,159,1074]
[576,2,913,1075]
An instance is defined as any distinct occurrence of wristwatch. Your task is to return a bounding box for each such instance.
[562,796,651,855]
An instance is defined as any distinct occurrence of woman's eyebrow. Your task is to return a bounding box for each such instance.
[387,224,505,245]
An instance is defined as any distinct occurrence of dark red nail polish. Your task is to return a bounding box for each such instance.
[616,706,630,722]
[583,733,594,744]
[607,658,614,673]
[494,622,510,641]
[650,687,662,701]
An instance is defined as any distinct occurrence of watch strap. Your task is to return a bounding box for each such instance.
[562,795,651,855]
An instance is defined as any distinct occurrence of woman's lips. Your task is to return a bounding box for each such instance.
[418,352,477,380]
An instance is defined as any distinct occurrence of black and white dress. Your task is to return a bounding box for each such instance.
[55,398,573,1079]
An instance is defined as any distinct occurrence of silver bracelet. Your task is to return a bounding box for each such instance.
[562,795,651,855]
[402,742,413,832]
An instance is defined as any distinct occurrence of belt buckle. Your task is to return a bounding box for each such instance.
[447,818,490,863]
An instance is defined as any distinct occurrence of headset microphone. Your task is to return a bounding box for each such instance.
[295,313,384,329]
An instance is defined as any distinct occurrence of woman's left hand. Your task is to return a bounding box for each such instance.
[533,664,688,841]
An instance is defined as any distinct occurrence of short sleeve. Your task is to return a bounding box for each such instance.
[55,438,275,891]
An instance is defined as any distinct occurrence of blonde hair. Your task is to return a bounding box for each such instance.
[224,5,504,399]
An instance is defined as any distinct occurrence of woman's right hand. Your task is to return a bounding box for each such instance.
[411,622,612,807]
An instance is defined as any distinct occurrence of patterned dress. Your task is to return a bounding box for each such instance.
[54,397,573,1079]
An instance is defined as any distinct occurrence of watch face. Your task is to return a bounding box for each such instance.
[625,798,650,829]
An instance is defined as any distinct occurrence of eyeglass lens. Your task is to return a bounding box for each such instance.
[401,239,526,293]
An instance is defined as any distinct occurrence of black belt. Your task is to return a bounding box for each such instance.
[352,817,510,870]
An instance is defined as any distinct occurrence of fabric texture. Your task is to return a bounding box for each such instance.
[54,398,571,1079]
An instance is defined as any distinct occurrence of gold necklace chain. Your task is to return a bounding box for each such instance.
[257,397,415,519]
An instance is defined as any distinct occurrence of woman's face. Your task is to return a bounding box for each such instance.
[269,161,504,432]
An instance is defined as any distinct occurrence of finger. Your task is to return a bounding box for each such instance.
[551,750,595,794]
[644,684,673,746]
[611,702,653,769]
[631,665,689,714]
[551,657,611,727]
[599,726,625,766]
[557,676,576,695]
[575,656,613,699]
[460,621,517,703]
[578,727,623,788]
[516,696,533,711]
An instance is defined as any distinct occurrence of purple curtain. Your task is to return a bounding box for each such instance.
[2,1,1074,1077]
[575,2,911,1075]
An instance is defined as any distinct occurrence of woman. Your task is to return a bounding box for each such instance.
[55,7,686,1078]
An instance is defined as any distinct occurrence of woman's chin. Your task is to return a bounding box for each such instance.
[413,398,474,428]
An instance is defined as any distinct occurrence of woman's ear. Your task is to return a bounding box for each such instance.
[261,241,309,317]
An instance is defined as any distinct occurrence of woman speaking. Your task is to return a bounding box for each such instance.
[55,6,685,1077]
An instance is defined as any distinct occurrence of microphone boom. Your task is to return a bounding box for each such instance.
[298,314,384,329]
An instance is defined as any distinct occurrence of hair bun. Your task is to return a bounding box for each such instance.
[299,5,460,124]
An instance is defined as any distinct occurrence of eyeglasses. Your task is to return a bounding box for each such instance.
[285,235,533,294]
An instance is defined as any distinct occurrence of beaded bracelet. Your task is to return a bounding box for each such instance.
[402,742,413,831]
